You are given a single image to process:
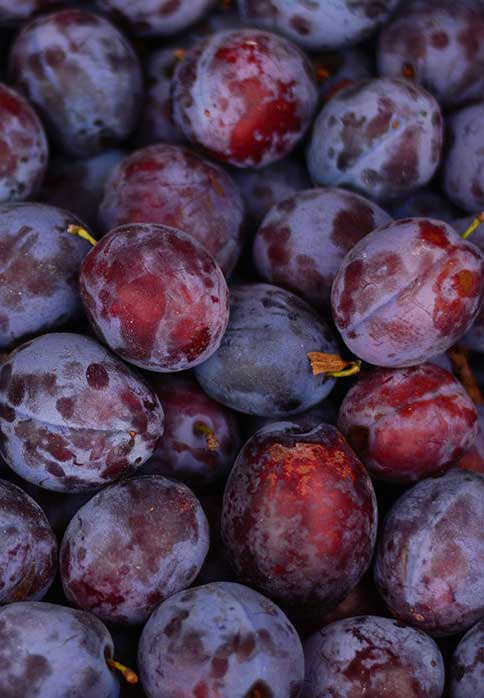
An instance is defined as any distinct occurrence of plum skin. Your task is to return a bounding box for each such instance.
[338,364,478,483]
[60,475,210,625]
[80,223,230,372]
[331,217,484,367]
[0,84,48,203]
[194,283,338,418]
[374,469,484,636]
[8,9,143,157]
[98,144,245,276]
[450,618,484,698]
[253,186,392,310]
[143,373,242,490]
[0,479,57,604]
[173,28,318,168]
[307,78,443,204]
[0,332,164,493]
[303,615,445,698]
[0,602,119,698]
[222,422,378,622]
[0,203,93,351]
[138,582,304,698]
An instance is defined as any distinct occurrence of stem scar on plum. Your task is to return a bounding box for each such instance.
[194,420,219,451]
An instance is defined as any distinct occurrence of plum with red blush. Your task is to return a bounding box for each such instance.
[172,28,318,168]
[98,144,245,276]
[331,217,484,367]
[338,364,478,483]
[142,373,242,490]
[0,83,47,203]
[80,223,230,372]
[60,475,209,625]
[0,332,164,492]
[222,422,378,624]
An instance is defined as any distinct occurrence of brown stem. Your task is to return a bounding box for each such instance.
[106,659,138,685]
[194,421,219,451]
[449,345,484,405]
[308,352,361,378]
[67,224,97,247]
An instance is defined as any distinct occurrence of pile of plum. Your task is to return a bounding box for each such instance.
[1,1,484,696]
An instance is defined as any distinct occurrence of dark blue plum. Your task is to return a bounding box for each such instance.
[450,619,484,698]
[138,582,304,698]
[378,0,484,108]
[0,203,92,351]
[0,602,120,698]
[303,615,445,698]
[307,78,443,203]
[0,332,164,492]
[195,283,339,417]
[0,1,60,25]
[96,0,216,37]
[237,0,402,51]
[0,479,57,603]
[8,9,143,157]
[60,475,209,625]
[375,469,484,636]
[443,101,484,213]
[253,187,392,310]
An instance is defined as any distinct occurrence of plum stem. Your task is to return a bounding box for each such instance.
[449,345,484,404]
[194,421,219,450]
[461,211,484,240]
[67,224,97,247]
[106,658,138,685]
[308,352,362,378]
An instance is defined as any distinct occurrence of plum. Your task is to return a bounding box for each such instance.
[221,422,378,623]
[60,475,209,625]
[0,332,164,492]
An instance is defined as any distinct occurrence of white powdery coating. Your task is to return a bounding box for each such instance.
[0,480,57,603]
[303,615,445,698]
[0,85,48,202]
[443,102,484,214]
[139,582,304,698]
[0,602,119,698]
[307,78,443,203]
[331,218,484,367]
[0,333,164,492]
[9,9,143,157]
[378,1,484,108]
[238,0,401,51]
[173,29,318,168]
[375,470,484,635]
[450,619,484,698]
[97,0,217,37]
[60,476,210,625]
[253,186,392,308]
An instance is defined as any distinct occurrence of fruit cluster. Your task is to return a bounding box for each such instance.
[0,1,484,697]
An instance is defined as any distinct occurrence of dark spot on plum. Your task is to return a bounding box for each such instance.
[86,363,109,390]
[245,680,273,698]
